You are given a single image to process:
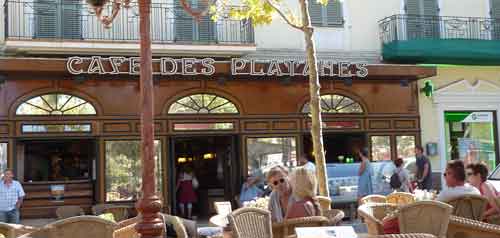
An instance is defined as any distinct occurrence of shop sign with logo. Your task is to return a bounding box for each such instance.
[462,112,493,123]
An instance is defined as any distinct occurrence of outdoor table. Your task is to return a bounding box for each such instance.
[295,226,358,238]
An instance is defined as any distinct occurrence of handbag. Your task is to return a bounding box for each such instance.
[192,177,199,189]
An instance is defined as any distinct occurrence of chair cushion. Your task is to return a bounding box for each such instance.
[382,216,400,234]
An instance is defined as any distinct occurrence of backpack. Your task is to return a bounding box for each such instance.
[389,172,402,189]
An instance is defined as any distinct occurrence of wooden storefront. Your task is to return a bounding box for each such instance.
[0,57,435,218]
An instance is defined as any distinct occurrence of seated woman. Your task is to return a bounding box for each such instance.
[466,162,500,219]
[285,167,321,219]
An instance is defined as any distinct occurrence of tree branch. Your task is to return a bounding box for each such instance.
[265,0,304,31]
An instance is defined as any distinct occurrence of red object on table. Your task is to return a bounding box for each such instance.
[383,217,400,234]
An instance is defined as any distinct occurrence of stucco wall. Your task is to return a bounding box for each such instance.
[440,0,490,18]
[418,66,500,172]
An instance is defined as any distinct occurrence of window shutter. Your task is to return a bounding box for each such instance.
[491,0,500,40]
[326,1,343,27]
[62,0,82,39]
[196,0,216,42]
[308,0,322,26]
[422,0,438,16]
[34,0,59,38]
[405,0,438,39]
[405,0,422,15]
[174,0,194,41]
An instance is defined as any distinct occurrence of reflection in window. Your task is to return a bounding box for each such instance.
[105,140,162,202]
[16,93,96,115]
[22,124,91,133]
[302,94,364,114]
[173,122,234,131]
[246,137,297,179]
[168,94,239,114]
[0,143,6,176]
[397,136,416,159]
[371,136,391,161]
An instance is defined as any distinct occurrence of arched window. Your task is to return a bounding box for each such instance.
[168,94,239,114]
[16,93,96,115]
[301,94,364,114]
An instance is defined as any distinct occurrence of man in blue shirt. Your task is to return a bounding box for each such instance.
[0,169,25,224]
[239,175,263,206]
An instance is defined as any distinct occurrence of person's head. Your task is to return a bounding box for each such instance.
[246,175,259,185]
[415,146,424,156]
[290,167,317,200]
[298,154,310,166]
[394,158,404,168]
[184,165,193,174]
[358,148,369,160]
[445,160,466,187]
[266,165,290,195]
[466,162,489,186]
[3,169,14,182]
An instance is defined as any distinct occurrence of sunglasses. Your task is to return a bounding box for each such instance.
[466,172,474,176]
[272,178,285,186]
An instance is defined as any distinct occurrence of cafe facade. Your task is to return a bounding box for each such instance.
[0,56,435,218]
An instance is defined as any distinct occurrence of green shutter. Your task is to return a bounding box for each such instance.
[174,0,194,42]
[422,0,438,39]
[405,0,438,40]
[405,0,422,15]
[308,0,322,27]
[491,0,500,40]
[62,0,82,39]
[34,0,59,38]
[326,0,343,27]
[196,0,216,42]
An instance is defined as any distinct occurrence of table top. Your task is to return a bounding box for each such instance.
[295,226,357,238]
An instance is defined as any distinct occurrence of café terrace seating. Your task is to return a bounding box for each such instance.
[386,193,416,206]
[397,201,452,238]
[360,195,388,205]
[0,223,37,238]
[19,216,118,238]
[228,207,273,238]
[358,203,400,235]
[443,195,488,221]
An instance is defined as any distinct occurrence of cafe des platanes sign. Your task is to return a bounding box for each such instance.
[67,56,368,78]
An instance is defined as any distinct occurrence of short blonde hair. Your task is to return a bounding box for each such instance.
[290,167,317,200]
[266,165,289,182]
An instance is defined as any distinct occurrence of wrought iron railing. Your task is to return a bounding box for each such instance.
[379,14,500,44]
[4,0,254,44]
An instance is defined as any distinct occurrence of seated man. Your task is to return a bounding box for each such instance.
[436,160,480,202]
[238,175,263,206]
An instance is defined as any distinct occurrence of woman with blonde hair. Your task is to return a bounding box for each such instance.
[285,167,321,219]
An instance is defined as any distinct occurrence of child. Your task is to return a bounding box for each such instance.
[285,167,321,219]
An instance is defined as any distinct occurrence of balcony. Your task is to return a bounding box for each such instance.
[4,0,255,56]
[379,14,500,65]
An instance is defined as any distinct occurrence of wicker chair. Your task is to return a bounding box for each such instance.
[272,216,329,238]
[0,223,37,238]
[357,203,400,235]
[360,195,388,205]
[360,234,437,238]
[485,197,500,225]
[444,195,488,221]
[229,207,273,238]
[397,201,453,238]
[117,216,141,229]
[55,205,85,219]
[448,215,500,238]
[322,209,345,226]
[314,196,332,211]
[386,192,416,206]
[102,206,130,222]
[113,214,191,238]
[38,216,118,238]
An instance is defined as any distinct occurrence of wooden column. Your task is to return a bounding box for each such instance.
[135,0,163,237]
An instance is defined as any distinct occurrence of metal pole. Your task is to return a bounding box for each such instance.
[135,0,163,236]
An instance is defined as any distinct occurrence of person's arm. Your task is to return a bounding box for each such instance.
[358,160,366,176]
[482,183,500,217]
[17,183,25,209]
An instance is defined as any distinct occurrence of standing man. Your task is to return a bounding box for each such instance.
[415,146,432,190]
[298,154,316,173]
[0,169,25,224]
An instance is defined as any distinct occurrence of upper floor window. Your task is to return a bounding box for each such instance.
[168,94,239,114]
[308,0,344,27]
[302,94,364,114]
[16,93,96,115]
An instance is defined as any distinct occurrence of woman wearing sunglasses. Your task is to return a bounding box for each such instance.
[466,162,500,220]
[267,165,295,222]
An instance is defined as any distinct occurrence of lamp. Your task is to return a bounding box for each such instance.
[421,80,434,97]
[203,153,216,160]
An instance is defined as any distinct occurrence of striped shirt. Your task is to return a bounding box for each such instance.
[0,180,25,211]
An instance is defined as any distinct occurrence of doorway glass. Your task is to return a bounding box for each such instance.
[371,136,391,161]
[0,143,6,175]
[246,137,297,177]
[105,140,162,202]
[444,111,498,171]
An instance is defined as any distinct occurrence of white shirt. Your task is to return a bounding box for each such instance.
[436,183,480,202]
[0,180,25,211]
[303,162,316,174]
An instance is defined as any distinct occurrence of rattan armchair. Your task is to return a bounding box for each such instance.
[357,203,400,235]
[387,192,416,206]
[0,223,37,238]
[229,207,273,238]
[447,215,500,238]
[360,195,388,205]
[398,201,453,238]
[322,209,345,226]
[361,234,437,238]
[272,216,329,238]
[55,206,85,219]
[113,213,192,238]
[444,194,488,221]
[40,216,118,238]
[314,196,332,211]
